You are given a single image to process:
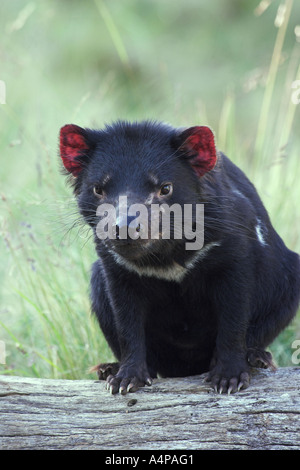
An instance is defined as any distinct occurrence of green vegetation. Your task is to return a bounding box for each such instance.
[0,0,299,378]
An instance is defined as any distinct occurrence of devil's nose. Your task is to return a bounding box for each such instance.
[115,216,143,240]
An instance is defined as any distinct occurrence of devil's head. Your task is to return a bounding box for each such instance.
[59,120,217,263]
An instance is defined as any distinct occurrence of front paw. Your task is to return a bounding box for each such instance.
[206,361,250,394]
[106,364,153,395]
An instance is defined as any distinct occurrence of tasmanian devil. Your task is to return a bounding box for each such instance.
[59,120,300,394]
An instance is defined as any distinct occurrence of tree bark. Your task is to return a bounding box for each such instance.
[0,368,299,450]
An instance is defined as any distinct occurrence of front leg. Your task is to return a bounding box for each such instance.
[207,266,251,394]
[105,330,153,394]
[103,269,152,395]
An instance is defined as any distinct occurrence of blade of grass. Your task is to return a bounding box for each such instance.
[94,0,131,75]
[254,0,294,162]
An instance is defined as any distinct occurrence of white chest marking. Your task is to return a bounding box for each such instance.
[110,241,221,282]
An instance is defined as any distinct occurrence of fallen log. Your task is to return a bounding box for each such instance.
[0,368,299,450]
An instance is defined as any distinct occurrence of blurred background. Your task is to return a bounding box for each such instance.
[0,0,299,379]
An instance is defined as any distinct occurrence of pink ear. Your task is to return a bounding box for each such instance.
[179,126,217,177]
[60,124,89,176]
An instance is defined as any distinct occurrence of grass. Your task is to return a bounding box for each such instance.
[0,0,299,379]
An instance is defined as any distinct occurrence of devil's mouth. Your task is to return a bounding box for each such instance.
[105,237,154,260]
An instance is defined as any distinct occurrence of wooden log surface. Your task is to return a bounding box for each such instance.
[0,368,299,450]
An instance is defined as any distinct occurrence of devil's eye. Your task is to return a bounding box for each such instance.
[93,185,104,198]
[159,183,173,196]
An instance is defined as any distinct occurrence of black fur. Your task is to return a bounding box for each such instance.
[60,120,300,394]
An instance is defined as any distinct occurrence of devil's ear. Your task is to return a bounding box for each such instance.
[59,124,92,176]
[175,126,217,177]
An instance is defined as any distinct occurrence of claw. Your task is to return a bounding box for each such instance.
[127,384,135,393]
